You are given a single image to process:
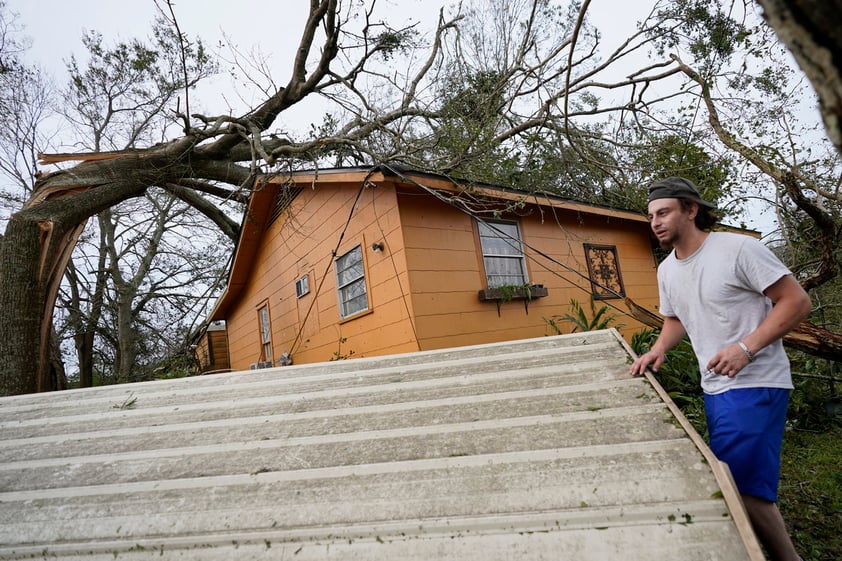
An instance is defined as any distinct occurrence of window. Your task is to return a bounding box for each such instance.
[258,304,272,362]
[295,274,310,298]
[478,220,528,288]
[335,245,368,319]
[584,244,625,299]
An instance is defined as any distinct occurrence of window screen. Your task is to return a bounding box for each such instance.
[478,220,528,288]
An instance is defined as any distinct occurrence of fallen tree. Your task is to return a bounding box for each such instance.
[626,297,842,362]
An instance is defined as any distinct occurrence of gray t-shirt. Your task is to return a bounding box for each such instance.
[657,232,794,394]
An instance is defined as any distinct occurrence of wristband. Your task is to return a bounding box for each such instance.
[737,341,755,362]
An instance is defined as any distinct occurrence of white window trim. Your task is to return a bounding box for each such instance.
[335,245,369,319]
[257,304,272,362]
[295,275,310,298]
[478,219,529,288]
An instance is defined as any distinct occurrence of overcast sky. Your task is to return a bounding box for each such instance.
[10,0,440,85]
[7,0,660,133]
[7,1,459,137]
[9,0,653,90]
[5,1,819,234]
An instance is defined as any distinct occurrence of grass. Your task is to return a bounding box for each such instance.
[680,392,842,561]
[779,425,842,561]
[630,329,841,560]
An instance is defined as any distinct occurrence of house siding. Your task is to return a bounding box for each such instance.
[215,169,661,369]
[224,179,419,370]
[397,189,659,351]
[195,326,230,373]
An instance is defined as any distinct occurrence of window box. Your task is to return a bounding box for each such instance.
[478,284,548,302]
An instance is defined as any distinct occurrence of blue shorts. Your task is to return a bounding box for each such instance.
[703,387,789,502]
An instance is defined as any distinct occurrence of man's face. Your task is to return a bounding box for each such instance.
[647,198,692,250]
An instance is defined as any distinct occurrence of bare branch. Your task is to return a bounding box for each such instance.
[161,182,240,242]
[674,53,838,290]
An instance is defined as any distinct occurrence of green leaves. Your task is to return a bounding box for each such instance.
[374,29,418,61]
[651,0,753,71]
[630,327,702,419]
[545,296,623,334]
[64,15,217,151]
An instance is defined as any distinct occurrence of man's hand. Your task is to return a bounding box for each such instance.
[630,349,665,377]
[705,343,751,378]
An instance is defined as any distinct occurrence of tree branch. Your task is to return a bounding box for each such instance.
[673,53,838,290]
[162,183,240,242]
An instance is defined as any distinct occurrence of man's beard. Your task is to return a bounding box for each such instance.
[657,231,677,251]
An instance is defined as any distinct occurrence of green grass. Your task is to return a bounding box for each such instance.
[630,329,841,560]
[779,426,842,561]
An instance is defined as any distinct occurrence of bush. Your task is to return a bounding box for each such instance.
[630,328,706,435]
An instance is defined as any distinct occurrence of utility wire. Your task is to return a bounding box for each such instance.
[288,177,369,357]
[379,164,640,323]
[286,163,651,362]
[370,185,422,350]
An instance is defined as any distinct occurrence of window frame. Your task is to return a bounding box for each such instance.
[335,244,369,320]
[295,274,310,298]
[584,243,626,300]
[257,303,273,362]
[477,219,529,289]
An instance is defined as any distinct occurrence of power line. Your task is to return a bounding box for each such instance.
[288,177,369,357]
[379,164,642,324]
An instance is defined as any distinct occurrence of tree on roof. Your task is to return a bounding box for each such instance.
[1,0,841,395]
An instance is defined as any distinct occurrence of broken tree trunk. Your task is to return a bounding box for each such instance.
[625,297,842,362]
[0,154,194,395]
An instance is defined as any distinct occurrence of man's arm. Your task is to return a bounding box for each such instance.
[705,274,812,377]
[629,315,687,376]
[749,274,812,351]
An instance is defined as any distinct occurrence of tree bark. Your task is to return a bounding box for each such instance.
[75,330,95,388]
[0,0,339,396]
[0,155,192,395]
[756,0,842,155]
[0,217,47,395]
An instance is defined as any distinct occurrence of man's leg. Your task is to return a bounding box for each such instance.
[741,494,800,561]
[705,389,801,560]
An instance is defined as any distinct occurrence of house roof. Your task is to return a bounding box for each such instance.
[209,165,651,321]
[0,329,763,560]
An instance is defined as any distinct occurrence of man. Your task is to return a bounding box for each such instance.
[629,177,812,561]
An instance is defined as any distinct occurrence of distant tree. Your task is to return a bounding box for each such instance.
[757,0,842,159]
[613,132,737,220]
[55,22,232,387]
[0,2,53,221]
[3,0,842,395]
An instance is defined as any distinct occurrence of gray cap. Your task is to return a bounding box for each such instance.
[647,177,715,209]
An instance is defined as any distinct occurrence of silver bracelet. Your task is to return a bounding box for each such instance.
[737,341,755,362]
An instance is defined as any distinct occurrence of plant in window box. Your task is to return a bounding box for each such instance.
[478,283,548,302]
[478,283,548,315]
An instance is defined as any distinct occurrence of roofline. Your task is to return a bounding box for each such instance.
[207,165,756,322]
[208,175,278,321]
[279,165,652,223]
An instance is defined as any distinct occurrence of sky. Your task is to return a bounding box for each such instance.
[4,0,823,235]
[4,0,678,162]
[9,0,443,103]
[10,1,649,66]
[9,1,416,133]
[8,0,653,119]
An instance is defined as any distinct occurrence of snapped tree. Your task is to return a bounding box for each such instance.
[1,0,841,396]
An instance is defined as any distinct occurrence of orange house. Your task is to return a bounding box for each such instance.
[200,166,661,371]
